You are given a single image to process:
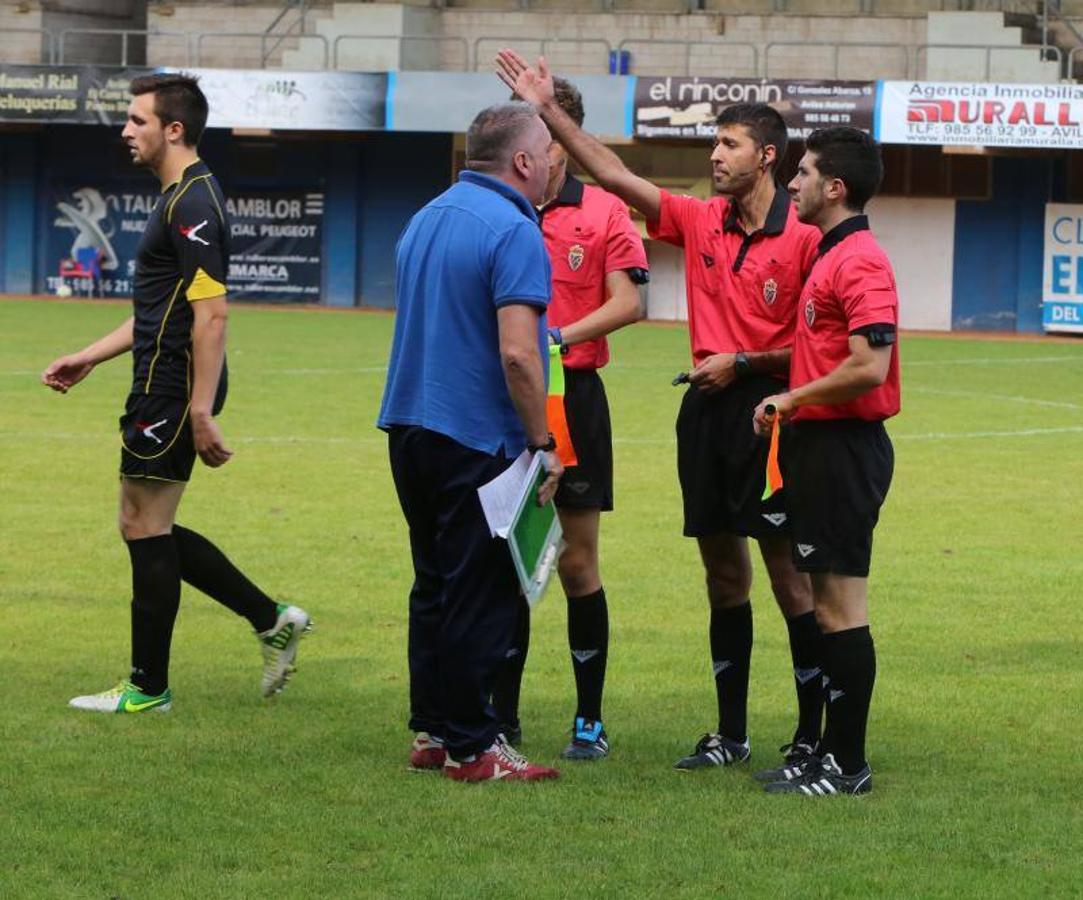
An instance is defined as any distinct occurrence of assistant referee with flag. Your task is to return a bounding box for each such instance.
[755,127,901,796]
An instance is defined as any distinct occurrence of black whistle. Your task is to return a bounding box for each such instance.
[764,403,776,416]
[672,372,690,386]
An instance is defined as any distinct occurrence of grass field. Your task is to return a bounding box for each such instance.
[1,296,1081,898]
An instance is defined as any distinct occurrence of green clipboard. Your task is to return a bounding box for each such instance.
[507,452,564,607]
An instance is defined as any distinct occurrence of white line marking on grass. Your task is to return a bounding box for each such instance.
[908,386,1083,411]
[5,426,1083,447]
[894,426,1083,441]
[904,356,1081,367]
[7,356,1076,381]
[269,366,387,375]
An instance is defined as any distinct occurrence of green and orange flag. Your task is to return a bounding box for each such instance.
[546,343,578,467]
[761,411,783,501]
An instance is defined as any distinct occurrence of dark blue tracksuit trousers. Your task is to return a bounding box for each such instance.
[388,426,521,759]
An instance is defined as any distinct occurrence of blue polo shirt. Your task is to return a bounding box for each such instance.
[378,170,551,457]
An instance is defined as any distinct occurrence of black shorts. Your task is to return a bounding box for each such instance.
[119,393,196,483]
[786,418,894,577]
[555,367,613,511]
[676,376,789,539]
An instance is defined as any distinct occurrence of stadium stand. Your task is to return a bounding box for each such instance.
[2,0,1080,81]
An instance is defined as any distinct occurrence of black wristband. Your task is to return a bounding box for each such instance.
[528,433,557,453]
[734,351,752,378]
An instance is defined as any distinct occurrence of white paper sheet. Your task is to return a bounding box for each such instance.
[477,449,533,539]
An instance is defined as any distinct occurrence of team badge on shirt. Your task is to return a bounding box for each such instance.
[804,296,816,328]
[763,278,778,306]
[568,244,584,271]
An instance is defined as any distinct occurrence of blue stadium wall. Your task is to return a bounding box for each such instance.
[0,124,1073,333]
[951,155,1067,333]
[0,125,451,309]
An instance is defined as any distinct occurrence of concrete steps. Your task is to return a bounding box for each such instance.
[924,10,1062,82]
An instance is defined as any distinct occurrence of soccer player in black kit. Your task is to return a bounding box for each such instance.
[41,74,311,713]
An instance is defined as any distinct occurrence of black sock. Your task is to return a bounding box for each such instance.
[821,626,876,774]
[786,611,824,747]
[709,602,752,742]
[172,525,279,632]
[491,595,530,731]
[567,587,608,722]
[127,534,181,696]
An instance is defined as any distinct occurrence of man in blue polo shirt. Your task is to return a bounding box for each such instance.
[379,102,564,783]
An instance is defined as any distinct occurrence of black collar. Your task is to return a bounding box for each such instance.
[818,214,870,257]
[540,174,584,218]
[723,184,790,236]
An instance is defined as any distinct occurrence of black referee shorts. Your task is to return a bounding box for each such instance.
[786,418,894,577]
[676,375,789,540]
[119,392,197,483]
[555,367,613,512]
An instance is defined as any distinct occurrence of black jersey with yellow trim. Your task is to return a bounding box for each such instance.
[131,158,230,403]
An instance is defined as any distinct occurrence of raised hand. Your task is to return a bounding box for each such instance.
[495,50,555,109]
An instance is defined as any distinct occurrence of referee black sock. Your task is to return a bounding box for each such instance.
[567,587,608,723]
[709,602,752,742]
[127,534,181,697]
[172,525,279,633]
[786,611,824,747]
[821,626,876,775]
[491,595,530,733]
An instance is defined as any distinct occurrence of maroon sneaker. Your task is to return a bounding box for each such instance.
[409,732,446,770]
[444,739,560,782]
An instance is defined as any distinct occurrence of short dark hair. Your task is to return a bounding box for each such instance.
[715,103,788,170]
[805,127,883,211]
[510,76,584,127]
[552,77,584,127]
[129,73,208,147]
[465,101,539,174]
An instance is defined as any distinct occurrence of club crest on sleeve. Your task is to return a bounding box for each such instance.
[567,243,584,271]
[804,296,816,328]
[763,277,778,306]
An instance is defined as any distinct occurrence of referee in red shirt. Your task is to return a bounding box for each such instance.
[754,127,900,796]
[492,77,649,761]
[497,51,828,776]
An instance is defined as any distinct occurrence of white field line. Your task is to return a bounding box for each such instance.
[613,427,1083,444]
[4,426,1083,447]
[903,355,1081,367]
[5,355,1081,380]
[906,386,1083,411]
[0,366,389,378]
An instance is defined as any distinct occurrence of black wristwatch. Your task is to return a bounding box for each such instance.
[734,351,752,378]
[528,433,557,453]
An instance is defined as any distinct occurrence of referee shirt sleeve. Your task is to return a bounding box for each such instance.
[491,220,551,309]
[604,198,649,276]
[835,253,899,331]
[168,182,228,302]
[646,189,699,248]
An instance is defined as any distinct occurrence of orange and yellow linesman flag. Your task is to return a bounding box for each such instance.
[547,343,578,467]
[761,411,783,501]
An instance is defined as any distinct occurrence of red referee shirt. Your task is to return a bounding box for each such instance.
[790,216,901,422]
[648,186,820,366]
[540,176,649,370]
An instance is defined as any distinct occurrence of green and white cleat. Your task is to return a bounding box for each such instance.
[69,680,172,714]
[258,604,313,697]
